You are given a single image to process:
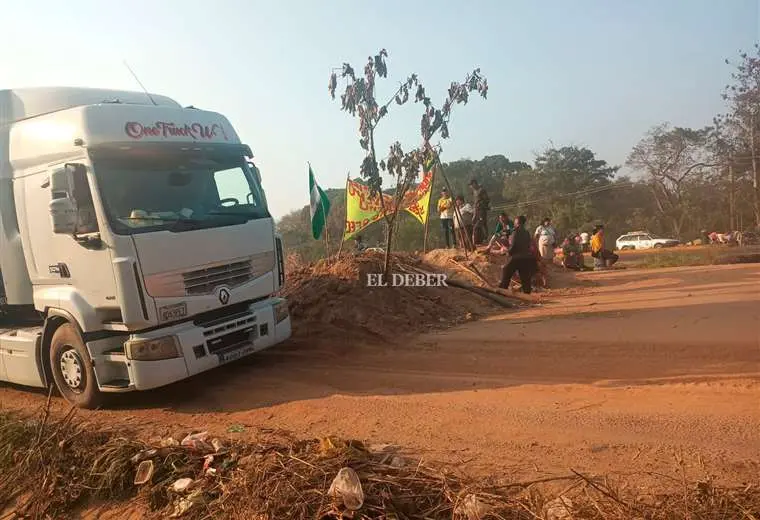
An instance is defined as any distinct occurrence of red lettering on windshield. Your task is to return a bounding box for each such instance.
[125,121,229,141]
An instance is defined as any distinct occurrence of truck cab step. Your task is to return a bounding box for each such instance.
[100,378,133,392]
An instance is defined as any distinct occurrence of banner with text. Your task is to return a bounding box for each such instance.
[402,170,433,224]
[343,169,434,240]
[343,179,394,241]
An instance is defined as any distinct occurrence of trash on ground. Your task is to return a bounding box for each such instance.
[328,467,364,511]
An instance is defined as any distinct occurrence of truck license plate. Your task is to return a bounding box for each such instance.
[218,327,259,363]
[159,302,188,322]
[219,344,256,363]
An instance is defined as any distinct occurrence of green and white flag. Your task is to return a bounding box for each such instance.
[308,164,331,240]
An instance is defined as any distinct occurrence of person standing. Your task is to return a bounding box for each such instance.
[499,215,537,294]
[436,188,454,248]
[469,179,490,246]
[453,195,474,249]
[534,217,557,262]
[590,225,619,268]
[580,230,590,252]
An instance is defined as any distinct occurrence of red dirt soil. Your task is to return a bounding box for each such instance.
[0,260,758,491]
[282,251,501,345]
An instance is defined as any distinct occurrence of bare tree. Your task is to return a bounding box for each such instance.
[711,114,741,230]
[626,124,713,237]
[723,45,760,228]
[329,49,487,275]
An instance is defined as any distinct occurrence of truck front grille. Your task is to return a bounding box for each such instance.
[183,260,252,296]
[144,252,276,298]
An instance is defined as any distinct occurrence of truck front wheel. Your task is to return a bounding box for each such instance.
[49,324,103,409]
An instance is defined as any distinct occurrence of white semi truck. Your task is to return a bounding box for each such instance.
[0,87,291,408]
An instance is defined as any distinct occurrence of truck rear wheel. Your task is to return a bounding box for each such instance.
[49,324,103,409]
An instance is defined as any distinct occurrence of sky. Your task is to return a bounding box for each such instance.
[1,0,758,219]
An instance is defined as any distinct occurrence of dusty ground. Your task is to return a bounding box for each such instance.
[1,263,758,490]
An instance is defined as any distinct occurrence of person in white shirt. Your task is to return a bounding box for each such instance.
[580,231,590,252]
[452,195,474,250]
[534,217,557,262]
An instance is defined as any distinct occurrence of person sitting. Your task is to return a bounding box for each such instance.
[482,212,512,254]
[355,235,367,252]
[561,234,584,271]
[590,225,619,268]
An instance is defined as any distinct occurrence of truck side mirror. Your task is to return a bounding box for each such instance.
[48,164,83,235]
[49,196,77,234]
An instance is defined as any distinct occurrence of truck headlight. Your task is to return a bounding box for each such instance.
[125,336,180,361]
[273,300,289,324]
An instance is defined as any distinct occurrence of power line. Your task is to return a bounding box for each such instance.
[490,182,636,212]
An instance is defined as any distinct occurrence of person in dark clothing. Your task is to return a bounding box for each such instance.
[499,215,537,294]
[469,178,490,245]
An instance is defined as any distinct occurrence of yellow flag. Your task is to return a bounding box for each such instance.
[403,169,433,224]
[343,178,393,241]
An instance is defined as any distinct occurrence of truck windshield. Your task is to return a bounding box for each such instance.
[93,152,270,235]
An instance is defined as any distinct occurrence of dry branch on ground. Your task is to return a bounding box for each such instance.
[1,406,759,519]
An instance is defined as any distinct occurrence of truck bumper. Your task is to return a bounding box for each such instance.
[126,298,291,391]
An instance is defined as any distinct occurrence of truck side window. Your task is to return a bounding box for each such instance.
[214,167,253,206]
[71,168,99,234]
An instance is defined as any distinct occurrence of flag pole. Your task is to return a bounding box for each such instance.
[322,188,330,262]
[309,161,330,261]
[422,159,435,254]
[336,171,350,258]
[435,153,471,258]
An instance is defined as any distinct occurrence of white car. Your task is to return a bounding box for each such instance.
[615,231,679,250]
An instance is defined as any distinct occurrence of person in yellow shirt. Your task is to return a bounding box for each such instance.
[590,225,619,268]
[437,188,454,248]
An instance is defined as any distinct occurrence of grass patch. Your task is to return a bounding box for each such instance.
[1,403,759,519]
[634,251,719,269]
[630,248,760,269]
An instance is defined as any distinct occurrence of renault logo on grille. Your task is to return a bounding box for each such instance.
[218,287,230,305]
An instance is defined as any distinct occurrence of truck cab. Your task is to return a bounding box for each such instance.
[0,87,290,408]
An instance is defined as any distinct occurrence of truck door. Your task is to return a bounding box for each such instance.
[23,163,119,322]
[52,164,119,311]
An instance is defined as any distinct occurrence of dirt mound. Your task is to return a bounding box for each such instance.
[282,251,499,346]
[423,248,594,291]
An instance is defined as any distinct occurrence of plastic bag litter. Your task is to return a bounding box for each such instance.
[161,437,180,447]
[170,489,205,518]
[130,448,158,464]
[170,478,194,493]
[328,467,364,511]
[389,455,405,468]
[134,459,154,485]
[544,496,573,520]
[181,432,213,452]
[455,494,493,520]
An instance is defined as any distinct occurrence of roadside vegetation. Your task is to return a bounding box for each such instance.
[2,405,759,519]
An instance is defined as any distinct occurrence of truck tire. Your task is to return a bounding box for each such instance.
[49,323,103,409]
